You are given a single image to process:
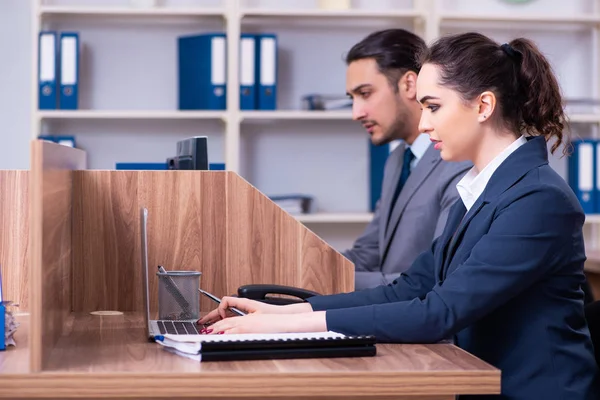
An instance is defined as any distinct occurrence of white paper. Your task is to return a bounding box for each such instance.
[156,331,347,356]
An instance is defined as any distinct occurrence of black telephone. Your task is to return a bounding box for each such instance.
[237,284,320,305]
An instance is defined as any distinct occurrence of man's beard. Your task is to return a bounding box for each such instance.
[376,102,410,145]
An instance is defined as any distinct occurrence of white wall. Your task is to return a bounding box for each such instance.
[0,0,32,170]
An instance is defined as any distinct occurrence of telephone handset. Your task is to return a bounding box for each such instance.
[237,284,320,305]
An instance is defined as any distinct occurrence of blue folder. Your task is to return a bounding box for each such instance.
[255,34,277,110]
[568,139,596,214]
[0,303,4,351]
[240,33,256,110]
[38,135,76,147]
[178,33,227,110]
[0,265,5,351]
[116,163,168,170]
[369,140,390,212]
[38,31,58,110]
[59,32,79,110]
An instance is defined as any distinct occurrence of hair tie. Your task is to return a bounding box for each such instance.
[501,43,523,65]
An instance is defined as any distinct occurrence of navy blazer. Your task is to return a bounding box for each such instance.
[308,136,600,399]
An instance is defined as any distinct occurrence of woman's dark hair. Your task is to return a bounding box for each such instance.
[346,29,427,91]
[417,32,567,155]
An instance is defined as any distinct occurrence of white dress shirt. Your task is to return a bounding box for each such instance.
[404,133,431,170]
[457,135,527,211]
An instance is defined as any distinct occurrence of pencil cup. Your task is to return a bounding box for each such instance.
[156,271,201,321]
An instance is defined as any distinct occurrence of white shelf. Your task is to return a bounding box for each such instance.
[569,114,600,124]
[440,12,600,25]
[37,110,226,121]
[295,213,373,223]
[241,8,424,20]
[296,212,600,225]
[293,213,600,225]
[35,110,600,124]
[38,5,225,18]
[586,214,600,224]
[241,110,352,121]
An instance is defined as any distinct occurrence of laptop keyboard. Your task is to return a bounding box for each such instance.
[157,320,200,335]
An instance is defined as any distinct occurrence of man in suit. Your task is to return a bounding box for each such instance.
[343,29,471,289]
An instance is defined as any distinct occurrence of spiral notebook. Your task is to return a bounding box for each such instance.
[155,331,377,362]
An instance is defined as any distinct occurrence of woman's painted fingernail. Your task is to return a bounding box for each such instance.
[218,331,224,334]
[205,329,213,334]
[200,328,207,334]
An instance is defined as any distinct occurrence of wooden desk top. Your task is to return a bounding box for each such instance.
[0,313,500,399]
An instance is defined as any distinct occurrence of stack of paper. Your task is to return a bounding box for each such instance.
[155,332,346,361]
[3,303,19,347]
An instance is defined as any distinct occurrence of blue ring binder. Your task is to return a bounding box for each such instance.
[0,303,4,351]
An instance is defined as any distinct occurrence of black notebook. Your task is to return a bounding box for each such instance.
[155,331,377,362]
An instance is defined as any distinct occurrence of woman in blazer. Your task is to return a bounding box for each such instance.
[200,32,600,399]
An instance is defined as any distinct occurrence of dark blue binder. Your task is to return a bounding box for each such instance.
[0,265,5,351]
[0,303,4,351]
[37,135,76,147]
[209,163,226,170]
[178,33,227,110]
[116,163,168,170]
[568,139,596,214]
[38,31,58,110]
[239,33,256,110]
[59,32,79,110]
[369,141,390,212]
[255,34,277,110]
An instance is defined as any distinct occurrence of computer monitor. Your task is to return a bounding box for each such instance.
[166,136,208,170]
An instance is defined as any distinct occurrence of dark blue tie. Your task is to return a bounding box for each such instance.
[391,147,415,208]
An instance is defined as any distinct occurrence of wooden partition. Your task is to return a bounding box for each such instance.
[0,170,29,310]
[25,140,352,370]
[28,140,86,371]
[71,170,354,314]
[1,141,503,399]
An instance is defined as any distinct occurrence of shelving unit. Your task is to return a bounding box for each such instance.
[38,109,227,120]
[296,212,373,224]
[438,12,600,25]
[31,0,600,250]
[37,4,226,17]
[240,8,424,19]
[240,110,352,121]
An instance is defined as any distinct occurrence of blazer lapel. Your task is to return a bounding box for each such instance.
[441,197,488,280]
[378,144,405,256]
[437,136,551,280]
[383,146,441,256]
[437,200,466,281]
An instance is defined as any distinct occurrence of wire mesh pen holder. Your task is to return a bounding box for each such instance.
[156,270,201,321]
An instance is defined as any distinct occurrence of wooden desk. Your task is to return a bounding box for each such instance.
[0,314,500,399]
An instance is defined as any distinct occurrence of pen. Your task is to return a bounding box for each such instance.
[198,288,247,317]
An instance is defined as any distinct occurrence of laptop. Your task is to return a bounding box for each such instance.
[140,207,201,339]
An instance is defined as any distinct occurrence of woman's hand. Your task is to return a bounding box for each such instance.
[206,311,327,335]
[198,296,313,326]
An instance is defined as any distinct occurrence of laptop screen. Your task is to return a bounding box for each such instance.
[140,207,151,332]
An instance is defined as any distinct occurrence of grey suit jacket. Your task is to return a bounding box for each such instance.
[343,142,471,290]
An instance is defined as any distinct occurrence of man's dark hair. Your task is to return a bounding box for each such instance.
[345,29,427,91]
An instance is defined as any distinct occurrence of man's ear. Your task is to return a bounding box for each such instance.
[477,91,496,123]
[399,71,418,100]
